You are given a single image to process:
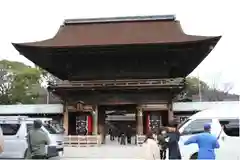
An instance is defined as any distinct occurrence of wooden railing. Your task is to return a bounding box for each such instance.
[53,78,185,89]
[64,135,153,146]
[64,135,101,147]
[136,135,146,145]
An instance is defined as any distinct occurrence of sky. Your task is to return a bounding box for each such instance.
[0,0,239,94]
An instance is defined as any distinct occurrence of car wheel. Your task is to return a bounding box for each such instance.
[190,152,198,160]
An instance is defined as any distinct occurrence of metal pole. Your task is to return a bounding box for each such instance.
[47,91,49,104]
[197,71,202,102]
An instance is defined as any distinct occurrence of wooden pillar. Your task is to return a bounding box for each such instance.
[97,106,105,144]
[146,112,150,133]
[168,102,174,123]
[63,106,69,135]
[136,106,143,135]
[92,105,98,135]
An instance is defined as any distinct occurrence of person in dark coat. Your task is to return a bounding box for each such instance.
[120,132,126,145]
[117,130,121,143]
[126,125,132,144]
[166,121,181,160]
[109,128,114,141]
[157,127,168,160]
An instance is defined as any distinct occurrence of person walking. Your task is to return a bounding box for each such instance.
[26,120,50,159]
[126,125,132,144]
[120,132,126,145]
[142,131,159,160]
[157,127,167,160]
[109,128,114,141]
[184,123,220,160]
[166,121,182,160]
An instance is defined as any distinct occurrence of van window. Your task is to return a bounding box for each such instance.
[43,124,58,134]
[182,119,212,135]
[26,124,33,133]
[219,119,239,137]
[0,124,21,135]
[26,123,58,134]
[178,118,190,129]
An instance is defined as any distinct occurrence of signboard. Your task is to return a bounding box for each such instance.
[149,113,162,133]
[76,104,93,112]
[68,103,93,112]
[143,104,168,111]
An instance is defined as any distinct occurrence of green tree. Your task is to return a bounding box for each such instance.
[36,66,61,85]
[177,77,210,101]
[0,60,42,104]
[178,77,237,101]
[185,77,209,96]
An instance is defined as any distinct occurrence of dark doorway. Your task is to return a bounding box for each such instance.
[68,112,89,135]
[98,104,137,145]
[143,110,169,134]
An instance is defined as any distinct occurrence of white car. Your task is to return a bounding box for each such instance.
[0,116,63,159]
[177,105,240,160]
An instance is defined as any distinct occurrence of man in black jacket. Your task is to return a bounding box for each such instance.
[157,127,167,160]
[166,120,181,160]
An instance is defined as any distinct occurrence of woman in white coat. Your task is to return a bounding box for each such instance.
[0,126,4,153]
[142,131,160,160]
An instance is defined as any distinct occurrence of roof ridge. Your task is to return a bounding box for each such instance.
[64,15,176,25]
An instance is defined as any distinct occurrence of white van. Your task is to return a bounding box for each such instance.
[0,116,63,159]
[177,105,240,160]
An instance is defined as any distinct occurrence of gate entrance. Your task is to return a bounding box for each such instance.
[98,104,136,145]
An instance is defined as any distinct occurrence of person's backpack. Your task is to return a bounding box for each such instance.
[158,134,168,150]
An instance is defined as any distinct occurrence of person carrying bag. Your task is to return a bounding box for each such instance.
[27,120,58,159]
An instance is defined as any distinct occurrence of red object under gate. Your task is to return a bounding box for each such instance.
[146,112,150,133]
[87,115,92,134]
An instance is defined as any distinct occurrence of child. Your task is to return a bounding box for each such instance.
[157,127,168,160]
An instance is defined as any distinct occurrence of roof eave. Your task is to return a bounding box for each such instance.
[11,35,221,50]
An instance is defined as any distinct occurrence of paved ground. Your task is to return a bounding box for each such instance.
[62,145,143,159]
[55,136,239,160]
[59,136,143,159]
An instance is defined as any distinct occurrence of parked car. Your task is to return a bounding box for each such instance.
[0,116,63,159]
[177,105,240,160]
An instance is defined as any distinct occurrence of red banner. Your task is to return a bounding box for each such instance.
[87,115,92,134]
[146,112,150,133]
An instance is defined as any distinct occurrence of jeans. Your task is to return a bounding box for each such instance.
[160,150,166,160]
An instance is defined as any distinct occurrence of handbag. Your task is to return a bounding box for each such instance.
[46,145,58,158]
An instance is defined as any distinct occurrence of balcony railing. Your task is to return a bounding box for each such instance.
[50,78,185,90]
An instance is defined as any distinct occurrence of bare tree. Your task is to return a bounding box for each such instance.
[209,72,222,101]
[223,82,234,94]
[208,72,235,101]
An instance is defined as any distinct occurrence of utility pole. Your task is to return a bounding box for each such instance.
[197,70,202,102]
[47,91,49,104]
